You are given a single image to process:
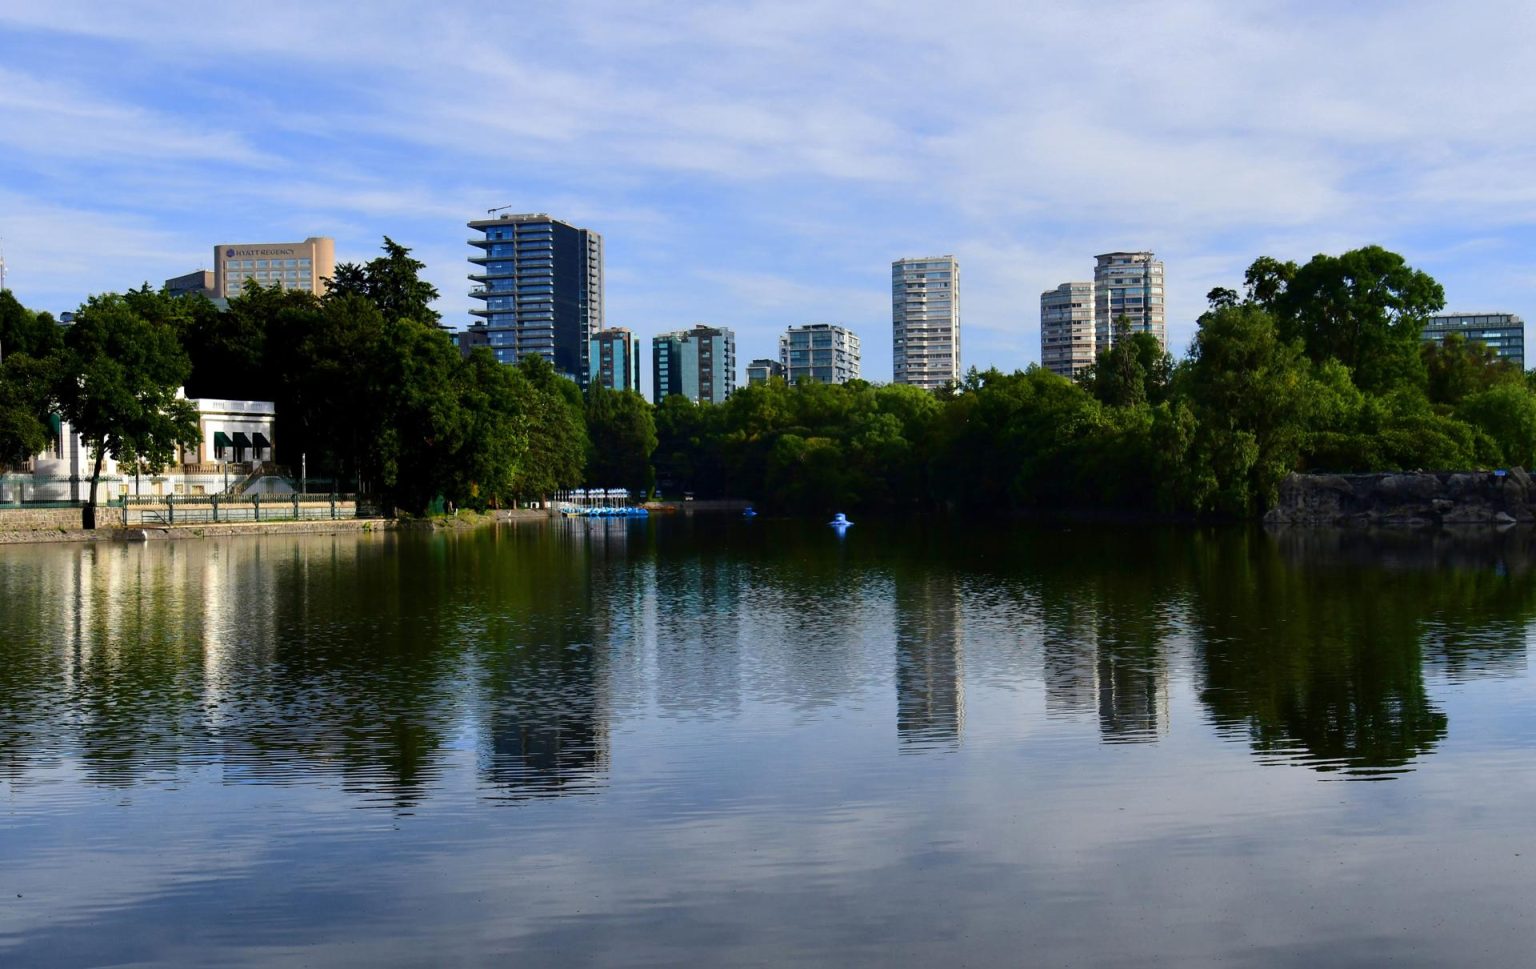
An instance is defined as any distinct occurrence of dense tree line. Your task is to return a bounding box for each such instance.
[661,245,1536,517]
[3,242,1532,519]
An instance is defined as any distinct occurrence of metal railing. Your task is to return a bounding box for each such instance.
[121,493,365,526]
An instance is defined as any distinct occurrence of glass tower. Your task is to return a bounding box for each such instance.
[1422,313,1525,369]
[468,213,603,382]
[652,326,737,404]
[589,328,642,392]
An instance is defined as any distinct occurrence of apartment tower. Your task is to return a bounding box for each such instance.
[652,325,737,404]
[467,213,603,382]
[1040,282,1096,378]
[1093,252,1165,351]
[779,323,861,384]
[588,327,642,392]
[892,256,961,389]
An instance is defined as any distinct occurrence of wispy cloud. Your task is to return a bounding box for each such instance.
[3,0,1535,382]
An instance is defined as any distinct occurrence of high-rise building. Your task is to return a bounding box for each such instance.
[1422,313,1525,368]
[1093,251,1165,351]
[213,237,335,300]
[467,213,603,381]
[589,327,642,393]
[652,325,736,404]
[779,323,861,384]
[1040,282,1096,378]
[892,256,961,390]
[746,358,786,384]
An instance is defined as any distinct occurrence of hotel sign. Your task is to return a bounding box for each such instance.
[223,247,301,258]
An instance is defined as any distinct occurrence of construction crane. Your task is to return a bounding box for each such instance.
[486,204,518,217]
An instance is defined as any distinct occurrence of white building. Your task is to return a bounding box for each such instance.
[4,395,289,505]
[1094,251,1166,352]
[779,323,861,384]
[1041,282,1097,378]
[892,255,961,390]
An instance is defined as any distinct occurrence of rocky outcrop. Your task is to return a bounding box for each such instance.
[1266,469,1536,526]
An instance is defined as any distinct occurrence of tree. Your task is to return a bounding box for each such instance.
[584,385,657,495]
[1251,246,1444,395]
[512,355,586,497]
[1458,384,1536,469]
[0,291,61,468]
[451,349,533,509]
[1422,332,1519,407]
[324,237,441,327]
[56,290,200,526]
[1182,304,1312,515]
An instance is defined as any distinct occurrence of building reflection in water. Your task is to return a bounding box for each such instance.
[1041,586,1170,744]
[474,521,616,801]
[893,572,964,751]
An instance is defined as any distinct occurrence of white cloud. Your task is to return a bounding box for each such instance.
[2,0,1535,373]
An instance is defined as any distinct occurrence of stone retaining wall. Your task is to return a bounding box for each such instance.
[0,507,86,530]
[1266,470,1536,526]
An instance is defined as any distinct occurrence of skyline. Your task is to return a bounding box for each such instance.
[4,1,1536,396]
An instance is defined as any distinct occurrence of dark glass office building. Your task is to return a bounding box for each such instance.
[1422,313,1525,369]
[468,213,604,382]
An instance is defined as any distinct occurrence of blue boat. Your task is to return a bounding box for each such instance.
[743,506,758,518]
[829,512,853,527]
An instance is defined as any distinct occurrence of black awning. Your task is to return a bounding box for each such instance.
[214,431,232,450]
[232,432,252,449]
[252,432,271,450]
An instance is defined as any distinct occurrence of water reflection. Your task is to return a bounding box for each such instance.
[2,522,1536,807]
[893,572,964,751]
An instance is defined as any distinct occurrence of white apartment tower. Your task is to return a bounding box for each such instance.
[1040,282,1097,378]
[1093,252,1165,351]
[892,256,961,389]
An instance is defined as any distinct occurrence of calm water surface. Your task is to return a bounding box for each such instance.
[1,519,1534,967]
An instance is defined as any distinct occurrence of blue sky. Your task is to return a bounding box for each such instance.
[3,0,1536,394]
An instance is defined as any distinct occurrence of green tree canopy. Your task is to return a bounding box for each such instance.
[56,288,200,525]
[325,237,441,327]
[1250,246,1444,395]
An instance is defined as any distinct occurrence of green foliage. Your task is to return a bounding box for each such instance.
[1251,245,1444,395]
[0,290,61,466]
[55,288,201,523]
[324,237,441,327]
[585,386,657,495]
[1458,384,1536,469]
[1423,332,1519,406]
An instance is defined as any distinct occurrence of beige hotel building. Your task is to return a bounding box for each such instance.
[213,236,335,299]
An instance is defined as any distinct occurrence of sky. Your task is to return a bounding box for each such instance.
[3,0,1536,395]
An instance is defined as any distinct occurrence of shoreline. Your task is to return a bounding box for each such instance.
[0,508,556,546]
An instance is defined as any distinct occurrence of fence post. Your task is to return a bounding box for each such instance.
[293,493,300,520]
[212,494,220,523]
[330,493,337,519]
[167,494,174,526]
[253,493,261,522]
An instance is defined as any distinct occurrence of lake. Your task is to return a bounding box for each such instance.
[1,518,1534,967]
